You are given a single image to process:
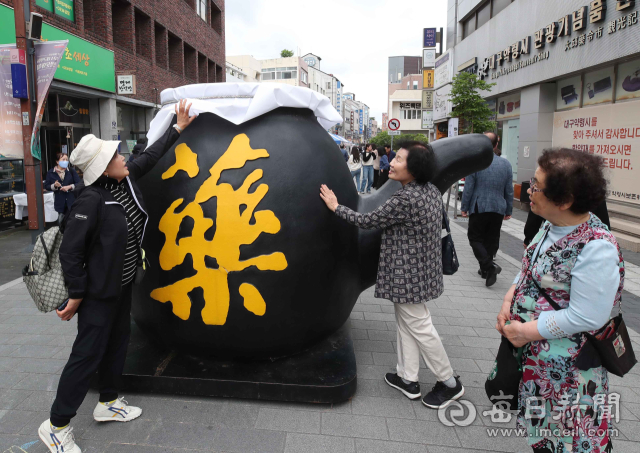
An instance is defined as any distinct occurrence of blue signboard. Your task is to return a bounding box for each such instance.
[337,81,341,88]
[424,28,437,48]
[359,109,363,134]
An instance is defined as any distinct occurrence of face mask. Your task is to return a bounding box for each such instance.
[59,161,69,169]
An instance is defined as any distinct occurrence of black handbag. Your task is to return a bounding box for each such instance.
[532,278,636,377]
[485,336,522,412]
[441,206,459,275]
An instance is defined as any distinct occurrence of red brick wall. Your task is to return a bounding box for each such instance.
[1,0,226,104]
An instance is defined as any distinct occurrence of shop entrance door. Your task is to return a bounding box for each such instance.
[498,119,519,182]
[42,127,70,176]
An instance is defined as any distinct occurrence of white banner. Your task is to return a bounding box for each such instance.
[434,50,453,89]
[552,101,640,205]
[433,84,452,121]
[422,110,433,129]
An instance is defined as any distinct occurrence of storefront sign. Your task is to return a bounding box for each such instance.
[422,110,433,129]
[399,102,421,110]
[478,0,637,81]
[423,28,437,48]
[37,0,75,22]
[423,48,436,68]
[54,0,75,22]
[433,84,452,121]
[423,69,434,89]
[552,101,640,205]
[434,51,453,88]
[117,75,136,95]
[448,118,459,137]
[422,90,433,109]
[0,4,116,93]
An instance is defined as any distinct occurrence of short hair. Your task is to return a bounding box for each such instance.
[55,152,66,162]
[384,144,390,149]
[399,141,435,184]
[484,132,498,148]
[537,148,607,214]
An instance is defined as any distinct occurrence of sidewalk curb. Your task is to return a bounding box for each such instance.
[0,277,24,293]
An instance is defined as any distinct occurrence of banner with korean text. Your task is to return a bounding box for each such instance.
[552,101,640,205]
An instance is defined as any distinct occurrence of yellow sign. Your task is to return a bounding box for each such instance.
[151,134,288,325]
[423,70,434,89]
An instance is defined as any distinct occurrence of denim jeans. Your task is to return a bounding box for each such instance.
[350,170,361,190]
[360,166,374,193]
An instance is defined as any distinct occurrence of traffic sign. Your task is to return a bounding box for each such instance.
[388,131,401,136]
[388,118,400,131]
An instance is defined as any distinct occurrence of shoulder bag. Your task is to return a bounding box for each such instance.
[441,206,459,275]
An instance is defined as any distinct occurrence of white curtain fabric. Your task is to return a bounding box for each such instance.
[146,82,343,146]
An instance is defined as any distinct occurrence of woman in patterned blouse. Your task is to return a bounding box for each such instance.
[320,141,464,410]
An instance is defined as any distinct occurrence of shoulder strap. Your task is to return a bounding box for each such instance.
[441,205,451,233]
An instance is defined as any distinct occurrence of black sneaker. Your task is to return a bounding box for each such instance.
[422,376,464,409]
[485,263,502,287]
[384,373,421,400]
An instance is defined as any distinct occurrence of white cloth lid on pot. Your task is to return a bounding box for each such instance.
[146,82,343,147]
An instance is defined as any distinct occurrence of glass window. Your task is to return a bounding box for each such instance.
[492,0,512,17]
[477,1,491,29]
[262,73,274,80]
[196,0,207,21]
[412,110,417,119]
[463,15,476,39]
[417,110,421,119]
[413,81,418,89]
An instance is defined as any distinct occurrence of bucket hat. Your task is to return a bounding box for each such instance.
[70,135,120,186]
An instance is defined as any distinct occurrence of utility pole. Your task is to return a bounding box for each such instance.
[14,0,45,241]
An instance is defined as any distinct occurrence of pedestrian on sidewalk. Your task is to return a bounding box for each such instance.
[347,146,363,192]
[461,132,513,287]
[360,144,375,194]
[373,146,382,188]
[339,143,349,162]
[38,100,197,453]
[320,141,464,409]
[45,153,82,225]
[128,138,147,163]
[496,148,623,453]
[377,144,396,189]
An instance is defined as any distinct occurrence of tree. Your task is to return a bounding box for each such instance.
[280,49,294,58]
[449,71,497,134]
[370,131,429,150]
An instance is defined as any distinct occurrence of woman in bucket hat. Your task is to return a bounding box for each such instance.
[38,100,197,453]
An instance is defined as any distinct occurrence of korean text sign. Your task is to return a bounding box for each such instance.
[552,101,640,205]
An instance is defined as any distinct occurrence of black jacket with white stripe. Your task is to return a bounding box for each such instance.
[59,122,179,312]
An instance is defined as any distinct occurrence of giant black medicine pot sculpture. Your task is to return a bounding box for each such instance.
[133,107,493,359]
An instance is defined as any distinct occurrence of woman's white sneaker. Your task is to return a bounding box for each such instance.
[38,419,81,453]
[93,397,142,422]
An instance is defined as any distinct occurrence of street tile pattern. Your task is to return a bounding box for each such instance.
[0,218,639,452]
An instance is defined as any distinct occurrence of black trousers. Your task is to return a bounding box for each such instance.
[50,284,132,427]
[467,212,504,272]
[373,169,380,188]
[377,170,389,189]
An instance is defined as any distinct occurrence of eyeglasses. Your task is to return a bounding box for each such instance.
[529,178,543,193]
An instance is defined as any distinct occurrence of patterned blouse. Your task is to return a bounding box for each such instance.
[335,180,444,304]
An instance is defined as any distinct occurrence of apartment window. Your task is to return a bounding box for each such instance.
[461,0,514,40]
[476,1,491,29]
[413,81,418,90]
[135,9,152,60]
[168,32,183,74]
[198,53,207,82]
[262,67,297,80]
[301,71,308,84]
[492,0,512,17]
[210,1,222,34]
[327,82,331,90]
[196,0,207,21]
[112,0,133,52]
[154,23,167,68]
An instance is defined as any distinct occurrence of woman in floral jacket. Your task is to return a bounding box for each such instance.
[496,148,624,453]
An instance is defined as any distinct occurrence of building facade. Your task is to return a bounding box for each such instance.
[388,55,423,84]
[301,53,344,134]
[0,0,225,224]
[447,0,640,248]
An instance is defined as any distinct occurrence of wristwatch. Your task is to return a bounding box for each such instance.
[173,124,183,134]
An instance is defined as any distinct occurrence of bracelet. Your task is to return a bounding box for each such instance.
[173,124,183,133]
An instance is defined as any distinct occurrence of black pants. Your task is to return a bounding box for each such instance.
[467,212,504,272]
[377,170,389,189]
[50,284,132,427]
[373,169,380,188]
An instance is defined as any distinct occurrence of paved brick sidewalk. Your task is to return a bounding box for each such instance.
[1,223,640,452]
